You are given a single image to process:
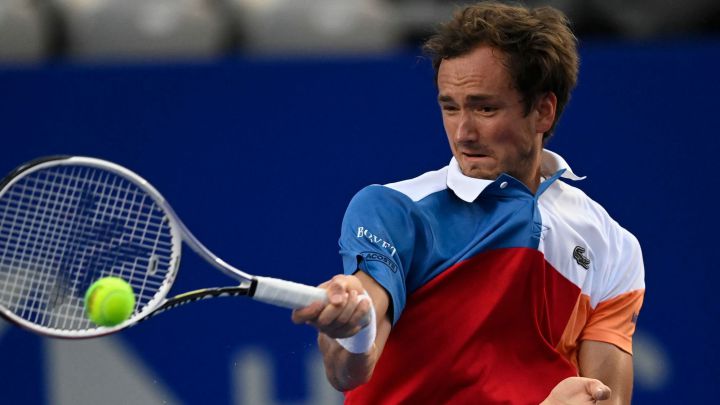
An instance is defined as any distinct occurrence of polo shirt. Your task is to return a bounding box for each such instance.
[339,149,645,404]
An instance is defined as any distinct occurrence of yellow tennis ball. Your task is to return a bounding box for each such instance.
[84,277,136,327]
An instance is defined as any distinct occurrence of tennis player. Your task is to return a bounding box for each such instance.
[294,2,644,404]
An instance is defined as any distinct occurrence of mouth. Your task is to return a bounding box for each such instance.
[461,152,490,159]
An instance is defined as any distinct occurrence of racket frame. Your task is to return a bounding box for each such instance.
[0,156,324,339]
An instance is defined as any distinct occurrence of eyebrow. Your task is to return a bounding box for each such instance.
[437,94,497,103]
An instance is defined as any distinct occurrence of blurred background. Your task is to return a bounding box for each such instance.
[1,0,720,63]
[0,0,718,404]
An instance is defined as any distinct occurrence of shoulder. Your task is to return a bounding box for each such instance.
[348,166,449,211]
[544,180,634,241]
[384,166,448,202]
[540,179,644,304]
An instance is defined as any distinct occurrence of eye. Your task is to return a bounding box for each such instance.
[441,104,459,113]
[476,106,497,113]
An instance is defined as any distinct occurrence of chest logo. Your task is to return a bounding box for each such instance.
[573,246,591,270]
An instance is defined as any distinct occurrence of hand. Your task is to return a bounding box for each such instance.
[541,377,611,405]
[291,275,372,339]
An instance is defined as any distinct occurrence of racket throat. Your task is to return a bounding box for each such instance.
[248,278,260,298]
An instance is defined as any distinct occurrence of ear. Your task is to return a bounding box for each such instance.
[535,92,557,134]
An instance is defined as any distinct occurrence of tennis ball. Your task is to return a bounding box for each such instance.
[84,277,136,327]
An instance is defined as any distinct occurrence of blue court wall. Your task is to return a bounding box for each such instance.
[0,39,718,404]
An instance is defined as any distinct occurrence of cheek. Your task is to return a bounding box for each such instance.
[485,120,521,144]
[441,115,458,138]
[486,121,536,156]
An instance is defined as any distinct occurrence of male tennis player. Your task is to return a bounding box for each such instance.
[294,2,644,404]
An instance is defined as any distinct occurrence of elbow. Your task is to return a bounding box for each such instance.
[328,365,374,392]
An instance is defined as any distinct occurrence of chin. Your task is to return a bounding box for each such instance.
[462,167,499,180]
[457,157,499,180]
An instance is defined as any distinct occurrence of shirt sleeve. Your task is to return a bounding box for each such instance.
[338,185,416,324]
[581,221,645,354]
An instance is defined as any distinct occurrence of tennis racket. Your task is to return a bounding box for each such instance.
[0,156,328,338]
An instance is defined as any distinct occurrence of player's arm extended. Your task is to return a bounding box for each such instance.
[578,340,634,404]
[292,271,392,391]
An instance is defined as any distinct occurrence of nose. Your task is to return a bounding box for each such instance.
[455,111,478,143]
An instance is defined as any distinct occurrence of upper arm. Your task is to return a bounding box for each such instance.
[576,207,644,404]
[338,186,417,324]
[581,218,645,347]
[578,340,633,404]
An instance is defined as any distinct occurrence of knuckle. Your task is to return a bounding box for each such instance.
[330,275,347,286]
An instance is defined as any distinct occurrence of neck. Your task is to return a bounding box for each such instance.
[512,149,543,194]
[522,169,542,194]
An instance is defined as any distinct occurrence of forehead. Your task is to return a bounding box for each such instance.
[437,46,513,95]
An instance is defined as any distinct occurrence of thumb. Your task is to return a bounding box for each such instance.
[588,380,611,401]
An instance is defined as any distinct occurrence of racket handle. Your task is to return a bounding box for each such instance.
[252,277,327,309]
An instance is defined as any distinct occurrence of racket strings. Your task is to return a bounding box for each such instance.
[0,165,176,332]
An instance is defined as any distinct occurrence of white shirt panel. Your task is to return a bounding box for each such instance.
[538,180,645,308]
[385,167,448,202]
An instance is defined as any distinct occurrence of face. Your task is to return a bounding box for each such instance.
[437,45,555,192]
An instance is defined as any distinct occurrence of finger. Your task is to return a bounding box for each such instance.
[587,379,611,401]
[317,293,349,327]
[291,301,324,324]
[326,279,349,306]
[336,290,360,324]
[347,296,371,328]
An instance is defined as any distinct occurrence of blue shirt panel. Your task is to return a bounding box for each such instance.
[339,173,558,324]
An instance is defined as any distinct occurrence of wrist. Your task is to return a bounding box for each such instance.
[335,293,377,354]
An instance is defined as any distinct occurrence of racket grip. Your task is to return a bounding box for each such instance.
[252,277,327,309]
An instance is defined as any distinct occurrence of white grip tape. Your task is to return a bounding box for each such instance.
[336,294,376,354]
[252,277,327,309]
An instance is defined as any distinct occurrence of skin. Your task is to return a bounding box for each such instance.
[292,272,391,390]
[578,341,634,404]
[293,45,633,404]
[541,377,612,405]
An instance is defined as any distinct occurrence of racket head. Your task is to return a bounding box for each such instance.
[0,156,182,338]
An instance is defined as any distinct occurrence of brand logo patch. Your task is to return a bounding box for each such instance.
[573,246,591,270]
[362,252,398,273]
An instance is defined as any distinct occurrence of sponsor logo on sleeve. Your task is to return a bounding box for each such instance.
[356,226,397,256]
[361,252,398,273]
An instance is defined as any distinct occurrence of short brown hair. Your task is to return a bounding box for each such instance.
[423,2,579,142]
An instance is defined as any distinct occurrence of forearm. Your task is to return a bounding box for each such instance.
[578,340,634,405]
[318,333,379,391]
[292,272,391,391]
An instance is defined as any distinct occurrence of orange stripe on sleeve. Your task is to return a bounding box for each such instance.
[580,289,644,354]
[556,289,644,368]
[556,294,591,370]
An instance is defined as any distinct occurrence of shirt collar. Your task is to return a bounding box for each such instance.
[446,148,585,202]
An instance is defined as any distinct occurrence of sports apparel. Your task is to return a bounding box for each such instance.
[339,149,645,405]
